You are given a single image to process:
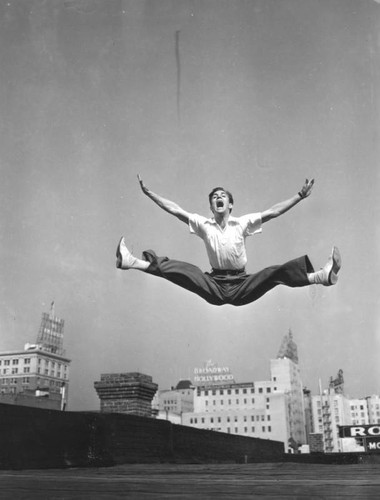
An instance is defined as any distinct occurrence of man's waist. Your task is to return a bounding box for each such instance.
[211,268,246,276]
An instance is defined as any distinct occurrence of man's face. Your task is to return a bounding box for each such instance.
[210,189,233,215]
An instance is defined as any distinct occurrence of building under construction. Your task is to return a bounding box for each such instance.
[0,302,71,411]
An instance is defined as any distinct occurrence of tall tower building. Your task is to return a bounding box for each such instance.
[270,329,306,450]
[0,302,71,411]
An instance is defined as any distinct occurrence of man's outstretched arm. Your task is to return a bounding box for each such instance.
[261,178,314,223]
[138,175,191,224]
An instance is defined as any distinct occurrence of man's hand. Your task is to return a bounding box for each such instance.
[137,174,149,195]
[298,178,314,199]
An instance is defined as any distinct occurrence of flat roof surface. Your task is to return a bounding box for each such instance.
[1,462,380,499]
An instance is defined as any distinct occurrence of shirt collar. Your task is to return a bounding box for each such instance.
[206,215,238,225]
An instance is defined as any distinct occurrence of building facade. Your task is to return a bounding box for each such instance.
[154,379,195,421]
[365,395,380,424]
[310,370,353,453]
[0,303,70,411]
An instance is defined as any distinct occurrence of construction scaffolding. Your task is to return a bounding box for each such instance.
[36,302,65,355]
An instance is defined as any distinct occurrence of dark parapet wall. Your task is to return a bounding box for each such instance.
[0,403,283,470]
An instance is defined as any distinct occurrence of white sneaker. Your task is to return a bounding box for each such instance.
[313,246,342,286]
[116,237,137,270]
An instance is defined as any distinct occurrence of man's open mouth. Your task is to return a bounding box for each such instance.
[216,200,224,208]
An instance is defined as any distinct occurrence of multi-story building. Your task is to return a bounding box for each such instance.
[0,303,70,411]
[350,398,369,425]
[153,379,195,423]
[310,370,352,453]
[365,395,380,424]
[182,330,306,452]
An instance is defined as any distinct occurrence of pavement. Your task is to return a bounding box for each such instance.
[1,462,380,499]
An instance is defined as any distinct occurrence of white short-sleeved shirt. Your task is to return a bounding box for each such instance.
[189,213,262,270]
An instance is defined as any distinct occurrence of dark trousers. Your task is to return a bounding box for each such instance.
[143,250,314,307]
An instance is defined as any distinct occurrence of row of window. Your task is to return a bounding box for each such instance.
[226,426,272,434]
[1,368,66,378]
[198,386,272,397]
[189,414,271,425]
[0,358,68,371]
[203,396,271,408]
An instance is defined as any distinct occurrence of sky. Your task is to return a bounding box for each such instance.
[0,0,379,411]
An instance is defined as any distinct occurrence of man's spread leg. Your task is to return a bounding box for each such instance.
[142,250,226,306]
[225,255,314,306]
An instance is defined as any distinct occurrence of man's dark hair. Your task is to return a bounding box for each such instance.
[208,187,234,210]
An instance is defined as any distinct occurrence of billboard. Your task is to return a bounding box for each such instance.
[339,425,380,452]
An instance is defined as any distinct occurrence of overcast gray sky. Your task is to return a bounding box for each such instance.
[0,0,379,411]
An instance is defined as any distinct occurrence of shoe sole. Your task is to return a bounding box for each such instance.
[328,246,341,285]
[116,237,124,269]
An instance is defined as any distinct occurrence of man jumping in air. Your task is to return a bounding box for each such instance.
[116,176,341,306]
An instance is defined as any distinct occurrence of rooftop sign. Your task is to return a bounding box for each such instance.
[193,360,235,386]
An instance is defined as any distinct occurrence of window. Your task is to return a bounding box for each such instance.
[11,368,18,374]
[266,388,271,393]
[244,427,247,433]
[243,389,247,394]
[12,359,18,365]
[250,388,255,394]
[268,426,272,432]
[4,360,10,366]
[267,415,271,421]
[251,426,255,432]
[262,426,266,432]
[23,367,30,374]
[235,389,239,395]
[24,358,31,364]
[227,389,231,395]
[259,388,263,394]
[252,398,255,404]
[236,399,239,404]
